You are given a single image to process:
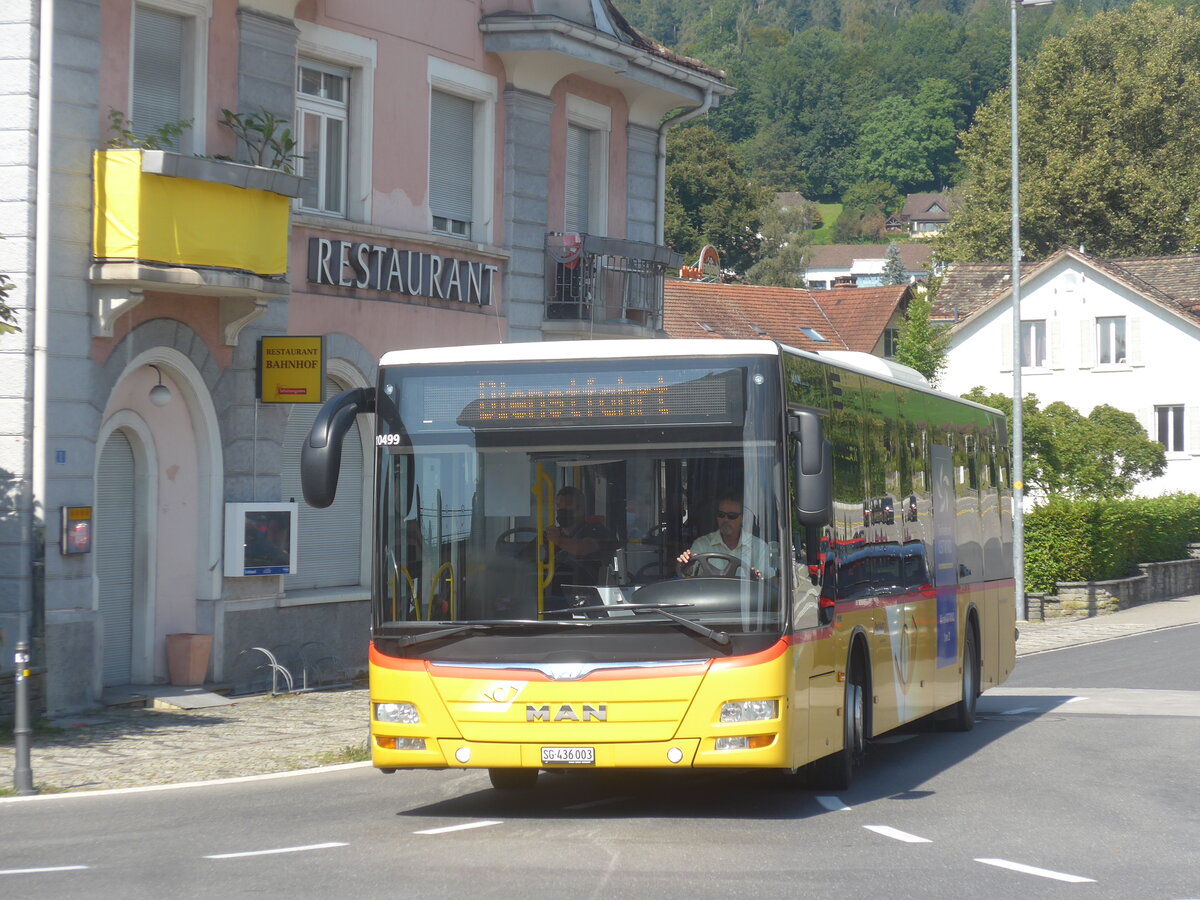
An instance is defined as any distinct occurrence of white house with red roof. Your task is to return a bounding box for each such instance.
[936,249,1200,496]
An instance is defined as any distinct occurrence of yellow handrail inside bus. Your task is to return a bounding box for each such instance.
[397,565,416,620]
[426,561,456,620]
[533,464,554,616]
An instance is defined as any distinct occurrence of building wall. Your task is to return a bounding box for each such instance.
[941,259,1200,496]
[7,0,711,712]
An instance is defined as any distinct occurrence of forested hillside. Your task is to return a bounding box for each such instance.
[624,0,1129,200]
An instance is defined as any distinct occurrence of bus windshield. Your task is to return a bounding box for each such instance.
[374,357,785,657]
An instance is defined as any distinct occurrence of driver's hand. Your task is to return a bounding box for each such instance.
[750,567,763,581]
[676,549,693,565]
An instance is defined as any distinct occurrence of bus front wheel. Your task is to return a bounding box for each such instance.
[809,659,866,790]
[488,768,539,791]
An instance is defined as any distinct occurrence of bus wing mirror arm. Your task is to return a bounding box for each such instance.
[789,410,832,528]
[302,387,376,509]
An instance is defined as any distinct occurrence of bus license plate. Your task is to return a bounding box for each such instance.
[541,746,595,766]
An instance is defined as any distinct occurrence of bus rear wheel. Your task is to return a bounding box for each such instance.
[488,768,539,791]
[947,627,979,732]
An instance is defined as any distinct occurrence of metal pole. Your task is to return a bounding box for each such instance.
[1010,0,1026,622]
[13,641,35,795]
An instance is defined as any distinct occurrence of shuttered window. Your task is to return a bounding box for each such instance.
[565,124,592,234]
[281,379,364,590]
[132,5,187,150]
[97,431,136,686]
[429,90,474,238]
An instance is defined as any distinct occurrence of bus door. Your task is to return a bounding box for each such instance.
[930,442,962,710]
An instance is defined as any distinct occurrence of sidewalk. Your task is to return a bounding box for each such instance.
[4,595,1198,796]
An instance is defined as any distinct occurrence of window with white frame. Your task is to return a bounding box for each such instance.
[130,2,206,154]
[1156,406,1185,453]
[1096,316,1126,364]
[1021,319,1047,367]
[565,95,610,236]
[429,89,475,238]
[296,61,349,216]
[295,22,376,224]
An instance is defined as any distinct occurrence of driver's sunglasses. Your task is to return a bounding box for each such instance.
[716,510,742,520]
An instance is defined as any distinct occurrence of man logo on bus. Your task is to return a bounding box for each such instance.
[526,704,608,722]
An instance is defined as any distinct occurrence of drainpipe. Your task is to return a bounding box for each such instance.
[655,87,714,247]
[31,0,56,654]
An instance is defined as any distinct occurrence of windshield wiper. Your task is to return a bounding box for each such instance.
[556,602,732,650]
[394,623,493,648]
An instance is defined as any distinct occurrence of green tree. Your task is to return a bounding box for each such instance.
[746,200,812,288]
[938,2,1200,262]
[962,389,1167,500]
[881,241,906,285]
[894,286,950,385]
[833,179,901,243]
[665,124,769,274]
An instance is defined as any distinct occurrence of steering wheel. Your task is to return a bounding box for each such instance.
[495,527,537,556]
[677,551,746,578]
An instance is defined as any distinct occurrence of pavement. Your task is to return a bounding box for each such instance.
[4,594,1199,796]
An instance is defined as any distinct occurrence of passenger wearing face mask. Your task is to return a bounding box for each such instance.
[545,486,616,601]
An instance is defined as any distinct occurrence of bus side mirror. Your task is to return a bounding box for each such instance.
[302,387,375,508]
[790,409,832,528]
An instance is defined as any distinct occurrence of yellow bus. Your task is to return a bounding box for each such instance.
[302,340,1015,790]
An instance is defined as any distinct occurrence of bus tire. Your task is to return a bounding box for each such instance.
[488,768,539,791]
[809,657,866,790]
[948,626,979,732]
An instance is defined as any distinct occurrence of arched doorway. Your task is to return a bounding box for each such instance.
[95,430,138,686]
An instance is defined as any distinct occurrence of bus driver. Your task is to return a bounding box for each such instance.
[677,493,773,580]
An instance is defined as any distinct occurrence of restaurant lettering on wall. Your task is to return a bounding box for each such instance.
[307,237,499,306]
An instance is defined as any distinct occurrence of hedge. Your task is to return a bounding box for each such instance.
[1024,494,1200,594]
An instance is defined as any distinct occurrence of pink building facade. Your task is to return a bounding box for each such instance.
[1,0,728,712]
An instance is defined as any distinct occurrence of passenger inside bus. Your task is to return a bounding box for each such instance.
[676,492,774,580]
[545,485,616,608]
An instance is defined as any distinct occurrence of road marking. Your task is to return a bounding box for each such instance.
[975,858,1095,883]
[0,865,89,876]
[414,820,503,835]
[206,842,347,859]
[816,796,850,811]
[1066,696,1089,703]
[1000,707,1040,716]
[564,796,631,810]
[863,825,931,843]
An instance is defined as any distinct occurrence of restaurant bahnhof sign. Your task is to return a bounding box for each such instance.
[257,335,325,403]
[307,237,498,306]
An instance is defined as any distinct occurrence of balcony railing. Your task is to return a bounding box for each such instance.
[545,233,681,332]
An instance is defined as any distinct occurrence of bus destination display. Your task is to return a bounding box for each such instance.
[414,368,745,429]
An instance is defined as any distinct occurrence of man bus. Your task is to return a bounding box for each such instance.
[301,340,1015,790]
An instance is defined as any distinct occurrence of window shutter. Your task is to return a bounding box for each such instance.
[132,7,185,148]
[1189,407,1200,455]
[429,90,474,225]
[565,124,592,233]
[1127,316,1143,366]
[1079,319,1094,368]
[999,322,1012,372]
[1049,319,1063,369]
[281,379,364,590]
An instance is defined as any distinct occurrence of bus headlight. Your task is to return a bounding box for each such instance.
[720,700,779,723]
[375,702,419,724]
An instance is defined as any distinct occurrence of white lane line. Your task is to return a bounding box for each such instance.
[564,796,631,810]
[414,820,503,836]
[1000,707,1040,716]
[206,842,348,859]
[976,858,1095,883]
[0,865,89,876]
[816,796,851,811]
[863,825,931,843]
